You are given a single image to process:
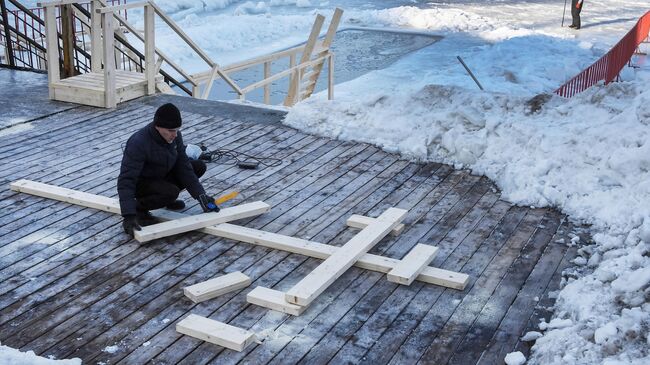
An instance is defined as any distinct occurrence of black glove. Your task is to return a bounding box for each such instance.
[122,215,141,236]
[198,193,220,213]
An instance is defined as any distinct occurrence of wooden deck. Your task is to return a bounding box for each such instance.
[0,95,582,364]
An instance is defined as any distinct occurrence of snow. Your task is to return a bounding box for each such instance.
[505,351,527,365]
[6,0,650,364]
[0,343,81,365]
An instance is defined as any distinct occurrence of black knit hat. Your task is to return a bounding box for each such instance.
[153,103,182,129]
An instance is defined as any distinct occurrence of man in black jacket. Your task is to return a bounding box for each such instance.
[117,103,220,237]
[570,0,584,29]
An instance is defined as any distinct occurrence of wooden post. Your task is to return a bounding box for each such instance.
[144,4,155,95]
[327,53,333,100]
[102,12,116,107]
[0,0,15,67]
[263,61,270,104]
[90,0,102,72]
[44,5,60,99]
[60,4,76,78]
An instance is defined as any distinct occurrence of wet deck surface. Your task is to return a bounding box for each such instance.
[0,72,581,364]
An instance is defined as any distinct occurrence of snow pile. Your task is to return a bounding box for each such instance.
[284,54,650,365]
[0,343,81,365]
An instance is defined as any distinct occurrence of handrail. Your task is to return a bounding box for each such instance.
[555,10,650,98]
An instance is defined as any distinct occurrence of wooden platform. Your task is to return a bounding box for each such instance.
[0,95,583,364]
[49,70,158,108]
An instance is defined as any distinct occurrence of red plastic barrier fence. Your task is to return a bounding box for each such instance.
[555,10,650,98]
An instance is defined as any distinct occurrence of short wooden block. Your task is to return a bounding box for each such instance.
[134,201,271,242]
[387,244,439,285]
[347,214,405,236]
[176,314,258,352]
[183,271,251,303]
[246,286,305,316]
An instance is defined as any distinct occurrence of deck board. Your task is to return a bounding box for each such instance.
[0,90,583,365]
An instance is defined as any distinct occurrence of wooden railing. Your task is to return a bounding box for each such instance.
[34,0,341,107]
[190,8,342,106]
[555,10,650,98]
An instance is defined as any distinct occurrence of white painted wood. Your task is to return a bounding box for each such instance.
[347,214,404,236]
[44,5,59,99]
[246,286,305,316]
[183,271,251,303]
[201,66,219,99]
[90,0,102,73]
[328,53,334,100]
[156,81,176,95]
[133,201,271,242]
[263,61,271,104]
[176,314,258,352]
[285,207,408,306]
[95,1,148,13]
[144,4,155,95]
[284,14,324,106]
[102,12,116,108]
[10,180,469,290]
[95,0,197,87]
[387,244,439,285]
[38,0,80,7]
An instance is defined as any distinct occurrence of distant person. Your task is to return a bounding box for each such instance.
[117,103,220,237]
[570,0,583,30]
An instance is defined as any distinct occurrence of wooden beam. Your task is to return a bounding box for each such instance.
[387,244,439,285]
[90,0,102,73]
[9,180,468,290]
[284,14,324,106]
[133,201,271,242]
[285,207,408,306]
[176,314,258,352]
[102,12,116,108]
[10,179,121,213]
[94,0,198,87]
[144,4,155,95]
[44,5,60,98]
[95,1,148,13]
[247,286,305,316]
[347,214,404,236]
[183,271,251,303]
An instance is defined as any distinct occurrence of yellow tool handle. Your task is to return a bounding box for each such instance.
[215,191,238,205]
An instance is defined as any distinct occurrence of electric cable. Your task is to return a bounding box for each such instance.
[197,144,283,168]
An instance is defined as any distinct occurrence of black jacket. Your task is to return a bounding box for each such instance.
[117,122,205,216]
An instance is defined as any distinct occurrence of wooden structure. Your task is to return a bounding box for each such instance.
[0,91,582,364]
[39,0,160,107]
[38,0,342,108]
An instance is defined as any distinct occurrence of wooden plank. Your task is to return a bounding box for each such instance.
[183,271,251,303]
[177,222,468,290]
[246,286,305,316]
[44,5,59,99]
[285,207,408,306]
[102,12,115,108]
[133,202,271,242]
[10,179,121,213]
[175,314,258,352]
[144,4,155,95]
[386,244,439,285]
[284,14,324,106]
[347,214,404,236]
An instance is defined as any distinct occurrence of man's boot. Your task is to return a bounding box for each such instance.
[165,199,186,211]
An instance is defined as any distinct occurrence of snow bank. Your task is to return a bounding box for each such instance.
[0,343,81,365]
[284,47,650,365]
